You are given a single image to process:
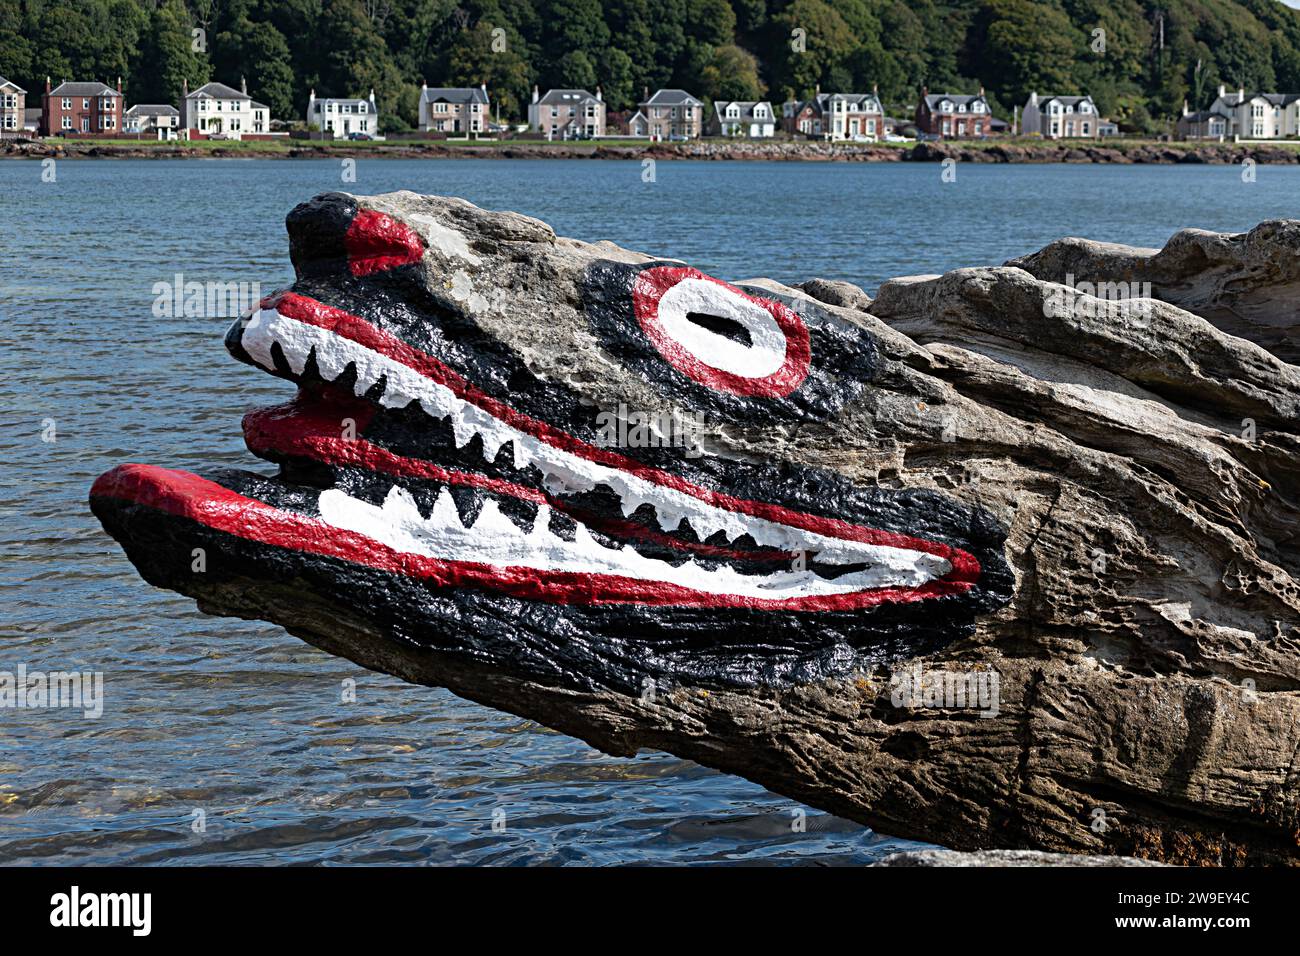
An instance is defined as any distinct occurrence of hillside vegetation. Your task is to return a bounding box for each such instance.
[4,0,1300,132]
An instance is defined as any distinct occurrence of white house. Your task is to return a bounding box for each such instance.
[308,89,378,138]
[180,78,270,139]
[1021,93,1101,138]
[710,100,776,138]
[1184,85,1300,139]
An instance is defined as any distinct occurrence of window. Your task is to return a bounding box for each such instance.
[101,97,113,110]
[958,103,966,112]
[726,105,739,118]
[972,101,984,113]
[83,98,89,109]
[81,116,89,131]
[941,101,952,113]
[62,98,71,109]
[1079,101,1091,113]
[62,116,72,129]
[1082,122,1090,135]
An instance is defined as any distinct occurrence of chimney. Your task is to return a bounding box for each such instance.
[241,75,248,95]
[595,85,602,102]
[369,89,376,107]
[872,83,878,95]
[1217,83,1226,99]
[182,77,188,97]
[978,85,985,98]
[45,76,50,94]
[1238,86,1244,101]
[532,84,539,104]
[116,76,122,94]
[643,86,648,102]
[1182,99,1189,117]
[481,82,487,98]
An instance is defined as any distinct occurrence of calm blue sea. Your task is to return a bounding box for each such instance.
[1,158,1296,865]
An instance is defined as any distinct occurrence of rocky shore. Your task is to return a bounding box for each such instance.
[4,137,1298,163]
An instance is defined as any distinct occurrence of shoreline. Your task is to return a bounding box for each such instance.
[5,138,1300,164]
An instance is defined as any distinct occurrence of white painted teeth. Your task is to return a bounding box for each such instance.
[246,307,955,592]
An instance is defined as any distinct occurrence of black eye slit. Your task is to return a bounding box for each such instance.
[685,311,752,347]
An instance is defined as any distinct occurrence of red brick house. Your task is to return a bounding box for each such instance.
[915,87,992,138]
[41,78,124,137]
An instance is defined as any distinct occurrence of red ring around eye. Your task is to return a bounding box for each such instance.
[345,209,425,277]
[631,266,811,398]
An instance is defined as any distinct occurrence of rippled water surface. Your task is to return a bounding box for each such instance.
[2,158,1297,865]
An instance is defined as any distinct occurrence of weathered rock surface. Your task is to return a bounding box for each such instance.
[90,193,1300,865]
[1008,220,1300,363]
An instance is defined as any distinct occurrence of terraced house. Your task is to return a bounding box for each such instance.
[40,78,123,136]
[639,89,704,139]
[180,79,270,139]
[0,77,25,136]
[309,89,379,138]
[1021,93,1101,138]
[529,87,606,139]
[915,88,992,138]
[418,85,488,134]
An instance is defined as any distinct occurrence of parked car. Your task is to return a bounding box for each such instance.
[346,132,373,141]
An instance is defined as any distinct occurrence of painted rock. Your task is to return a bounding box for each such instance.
[91,194,1300,864]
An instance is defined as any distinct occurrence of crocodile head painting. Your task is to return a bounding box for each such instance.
[91,191,1012,694]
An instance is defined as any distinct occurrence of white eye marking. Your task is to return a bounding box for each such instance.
[656,278,788,379]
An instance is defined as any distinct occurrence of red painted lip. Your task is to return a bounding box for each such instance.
[257,292,982,579]
[90,464,978,611]
[344,209,425,277]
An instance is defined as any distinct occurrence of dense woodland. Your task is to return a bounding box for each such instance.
[4,0,1300,132]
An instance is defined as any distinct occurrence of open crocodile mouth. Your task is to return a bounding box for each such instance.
[90,192,1013,689]
[94,287,980,611]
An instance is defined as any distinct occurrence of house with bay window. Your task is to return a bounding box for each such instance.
[1021,93,1101,138]
[783,89,885,141]
[308,90,379,138]
[40,78,124,136]
[915,88,992,139]
[1178,85,1300,140]
[529,87,606,139]
[418,85,488,134]
[180,79,270,139]
[0,77,25,136]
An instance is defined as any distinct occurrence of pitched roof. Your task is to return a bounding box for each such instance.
[643,89,702,107]
[49,81,120,97]
[187,82,248,100]
[125,104,180,116]
[1034,94,1095,108]
[923,92,987,109]
[798,92,882,116]
[0,76,25,94]
[712,101,775,122]
[537,89,601,106]
[422,87,488,105]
